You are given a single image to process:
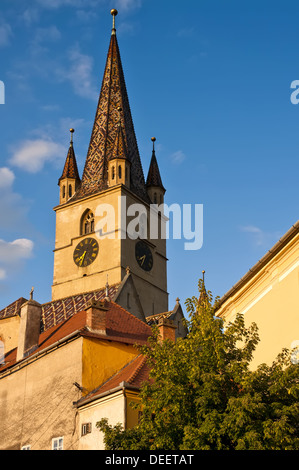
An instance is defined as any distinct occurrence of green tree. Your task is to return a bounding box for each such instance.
[97,279,299,450]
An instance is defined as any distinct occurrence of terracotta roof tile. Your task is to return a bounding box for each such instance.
[59,143,81,183]
[146,148,165,191]
[0,297,27,320]
[76,354,151,405]
[0,300,151,374]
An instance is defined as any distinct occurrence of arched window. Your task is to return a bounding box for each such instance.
[81,210,95,235]
[62,185,66,198]
[118,165,122,179]
[112,166,115,180]
[69,185,72,198]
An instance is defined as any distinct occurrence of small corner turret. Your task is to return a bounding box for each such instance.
[146,137,166,204]
[58,129,81,205]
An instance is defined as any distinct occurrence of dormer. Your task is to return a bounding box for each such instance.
[108,118,131,189]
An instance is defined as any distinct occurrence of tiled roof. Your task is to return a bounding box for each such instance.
[0,297,27,320]
[73,31,148,202]
[59,143,81,184]
[146,148,165,191]
[146,311,174,323]
[76,354,151,406]
[0,300,151,374]
[41,284,119,331]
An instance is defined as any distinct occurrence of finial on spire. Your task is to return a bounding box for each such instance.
[70,128,75,146]
[151,137,156,152]
[202,270,205,283]
[111,9,118,34]
[30,287,34,301]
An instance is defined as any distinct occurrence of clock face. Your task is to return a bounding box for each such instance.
[73,238,99,267]
[135,240,153,272]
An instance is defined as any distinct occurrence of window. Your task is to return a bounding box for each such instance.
[21,445,31,450]
[112,166,115,180]
[81,423,92,436]
[52,437,63,450]
[69,184,72,198]
[62,185,66,198]
[118,165,122,179]
[82,211,95,235]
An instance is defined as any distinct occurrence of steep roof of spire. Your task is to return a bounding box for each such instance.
[146,139,165,191]
[74,16,147,201]
[59,134,81,184]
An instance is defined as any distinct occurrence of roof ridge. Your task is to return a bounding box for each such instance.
[42,283,119,307]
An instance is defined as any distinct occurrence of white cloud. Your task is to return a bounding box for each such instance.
[0,239,34,282]
[35,25,61,43]
[22,8,40,27]
[0,21,13,47]
[0,167,31,231]
[57,45,98,101]
[115,0,142,10]
[0,167,15,190]
[0,268,6,280]
[35,0,100,9]
[240,225,281,248]
[170,150,186,165]
[0,239,34,264]
[10,139,65,173]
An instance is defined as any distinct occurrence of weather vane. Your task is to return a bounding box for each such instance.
[111,9,118,34]
[70,128,74,145]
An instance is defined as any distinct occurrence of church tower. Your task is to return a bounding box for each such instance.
[52,10,168,317]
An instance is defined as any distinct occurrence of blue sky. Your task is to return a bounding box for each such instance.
[1,0,299,312]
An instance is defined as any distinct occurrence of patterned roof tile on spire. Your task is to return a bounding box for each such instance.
[146,146,165,191]
[59,142,81,184]
[110,123,129,161]
[74,26,147,201]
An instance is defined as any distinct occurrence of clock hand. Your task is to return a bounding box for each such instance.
[80,251,87,266]
[139,255,146,266]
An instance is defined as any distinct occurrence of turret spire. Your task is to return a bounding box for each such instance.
[58,129,81,204]
[59,129,80,184]
[146,138,165,191]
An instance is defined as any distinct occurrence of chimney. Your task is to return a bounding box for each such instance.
[158,317,177,343]
[17,299,42,362]
[86,300,109,335]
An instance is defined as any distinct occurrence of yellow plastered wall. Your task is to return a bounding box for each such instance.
[82,337,138,393]
[125,390,141,429]
[217,233,299,369]
[0,316,20,355]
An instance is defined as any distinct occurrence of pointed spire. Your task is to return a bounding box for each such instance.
[146,138,165,191]
[59,129,81,184]
[74,11,147,202]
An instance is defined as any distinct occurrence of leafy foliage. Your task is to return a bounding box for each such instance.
[97,279,299,450]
